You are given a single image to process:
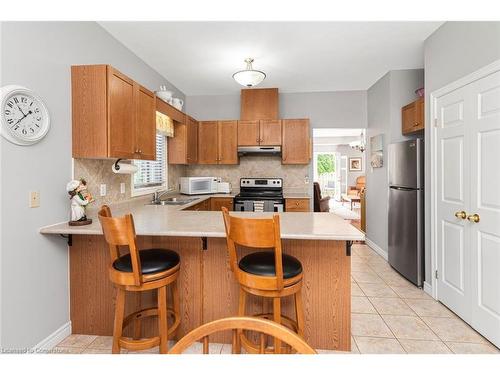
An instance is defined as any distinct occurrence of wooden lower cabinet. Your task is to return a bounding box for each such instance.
[285,198,310,212]
[210,197,234,212]
[184,199,210,211]
[183,197,233,212]
[69,235,351,350]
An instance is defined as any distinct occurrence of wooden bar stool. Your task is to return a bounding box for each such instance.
[98,205,181,354]
[221,207,305,354]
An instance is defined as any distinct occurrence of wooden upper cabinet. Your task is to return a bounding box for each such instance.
[167,115,199,165]
[260,119,282,145]
[218,120,238,164]
[71,64,156,160]
[282,119,311,165]
[240,88,279,120]
[237,120,260,146]
[198,120,238,165]
[135,85,156,160]
[168,120,187,164]
[186,116,199,164]
[198,121,218,164]
[107,68,136,158]
[237,119,281,146]
[402,97,424,135]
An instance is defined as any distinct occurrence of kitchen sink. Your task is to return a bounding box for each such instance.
[148,197,198,206]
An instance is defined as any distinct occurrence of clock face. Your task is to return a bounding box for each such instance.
[1,86,50,145]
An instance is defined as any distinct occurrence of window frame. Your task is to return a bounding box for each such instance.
[130,133,168,197]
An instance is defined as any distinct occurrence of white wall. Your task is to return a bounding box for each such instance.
[186,90,368,201]
[0,21,184,349]
[423,21,500,285]
[186,90,367,129]
[365,69,424,255]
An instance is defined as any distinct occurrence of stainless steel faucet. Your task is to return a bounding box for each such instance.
[151,189,172,204]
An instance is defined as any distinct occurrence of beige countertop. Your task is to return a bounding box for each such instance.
[39,193,363,241]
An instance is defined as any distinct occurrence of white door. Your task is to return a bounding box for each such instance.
[340,156,347,195]
[468,70,500,346]
[435,67,500,347]
[334,152,342,201]
[435,83,471,321]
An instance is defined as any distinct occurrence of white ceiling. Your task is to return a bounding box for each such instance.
[99,21,442,96]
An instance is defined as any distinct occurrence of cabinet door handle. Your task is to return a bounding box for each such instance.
[455,211,467,220]
[414,122,419,127]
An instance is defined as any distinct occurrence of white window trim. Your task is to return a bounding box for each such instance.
[130,134,168,197]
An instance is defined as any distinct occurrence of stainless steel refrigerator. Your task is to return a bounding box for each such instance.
[388,139,424,287]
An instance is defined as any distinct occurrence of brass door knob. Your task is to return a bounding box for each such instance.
[455,211,467,219]
[467,214,480,223]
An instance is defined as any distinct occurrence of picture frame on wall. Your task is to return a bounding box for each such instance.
[370,134,384,168]
[349,157,362,171]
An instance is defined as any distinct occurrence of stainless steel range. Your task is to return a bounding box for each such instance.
[234,178,284,212]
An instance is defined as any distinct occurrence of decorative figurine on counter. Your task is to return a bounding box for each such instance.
[67,178,94,226]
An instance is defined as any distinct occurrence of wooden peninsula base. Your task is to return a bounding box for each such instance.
[69,235,351,351]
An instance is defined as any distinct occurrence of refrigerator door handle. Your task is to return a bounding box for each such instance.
[390,186,415,191]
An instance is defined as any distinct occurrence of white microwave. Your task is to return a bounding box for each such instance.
[180,177,218,195]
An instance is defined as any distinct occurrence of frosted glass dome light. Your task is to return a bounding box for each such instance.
[232,58,266,87]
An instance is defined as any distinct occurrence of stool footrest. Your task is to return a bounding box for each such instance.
[239,313,299,354]
[119,336,161,351]
[122,307,180,338]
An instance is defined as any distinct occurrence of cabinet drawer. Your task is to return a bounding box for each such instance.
[285,198,310,212]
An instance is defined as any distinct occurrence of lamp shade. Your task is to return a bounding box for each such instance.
[232,58,266,87]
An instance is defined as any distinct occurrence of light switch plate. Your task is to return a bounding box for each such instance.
[30,191,40,208]
[120,182,126,194]
[100,184,106,197]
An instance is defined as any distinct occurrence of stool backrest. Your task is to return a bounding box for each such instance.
[98,205,142,286]
[169,317,316,354]
[221,207,284,290]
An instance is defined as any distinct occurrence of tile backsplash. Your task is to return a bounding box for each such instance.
[73,155,310,211]
[186,156,310,195]
[73,159,186,208]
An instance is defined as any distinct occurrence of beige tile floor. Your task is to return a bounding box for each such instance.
[53,243,499,355]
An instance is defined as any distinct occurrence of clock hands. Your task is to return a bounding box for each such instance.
[16,104,27,117]
[11,110,32,128]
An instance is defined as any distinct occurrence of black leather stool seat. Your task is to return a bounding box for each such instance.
[113,248,180,275]
[238,252,302,279]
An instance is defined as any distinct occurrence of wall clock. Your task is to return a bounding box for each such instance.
[1,85,50,145]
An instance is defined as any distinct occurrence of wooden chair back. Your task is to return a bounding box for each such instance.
[221,207,284,290]
[98,205,142,286]
[169,317,316,354]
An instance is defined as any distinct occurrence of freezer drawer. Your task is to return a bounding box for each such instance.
[388,187,424,286]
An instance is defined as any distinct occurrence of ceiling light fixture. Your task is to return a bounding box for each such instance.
[232,58,266,87]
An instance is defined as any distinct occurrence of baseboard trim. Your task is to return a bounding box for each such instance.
[423,281,434,299]
[365,238,388,260]
[32,321,71,352]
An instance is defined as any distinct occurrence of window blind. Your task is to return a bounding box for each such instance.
[133,134,167,189]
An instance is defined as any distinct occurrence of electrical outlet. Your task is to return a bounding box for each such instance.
[100,184,107,197]
[120,182,126,194]
[29,191,40,208]
[304,175,309,184]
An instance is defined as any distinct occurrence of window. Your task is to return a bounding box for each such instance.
[131,133,168,196]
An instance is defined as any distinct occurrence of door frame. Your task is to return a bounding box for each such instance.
[430,59,500,300]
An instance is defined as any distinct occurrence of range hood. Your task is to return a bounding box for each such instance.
[238,146,281,156]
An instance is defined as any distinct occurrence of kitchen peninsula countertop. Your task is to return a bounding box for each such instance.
[40,193,363,241]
